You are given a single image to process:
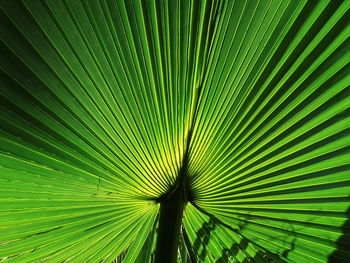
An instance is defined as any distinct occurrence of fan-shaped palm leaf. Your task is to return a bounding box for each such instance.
[1,0,349,262]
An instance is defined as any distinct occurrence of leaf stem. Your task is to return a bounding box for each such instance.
[154,174,185,263]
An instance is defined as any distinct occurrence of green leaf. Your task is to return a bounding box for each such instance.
[1,0,349,262]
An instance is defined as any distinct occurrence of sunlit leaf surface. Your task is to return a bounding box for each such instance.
[1,0,349,262]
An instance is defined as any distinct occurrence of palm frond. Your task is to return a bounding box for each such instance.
[1,0,349,262]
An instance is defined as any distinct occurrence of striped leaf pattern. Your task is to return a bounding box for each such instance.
[1,0,349,262]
